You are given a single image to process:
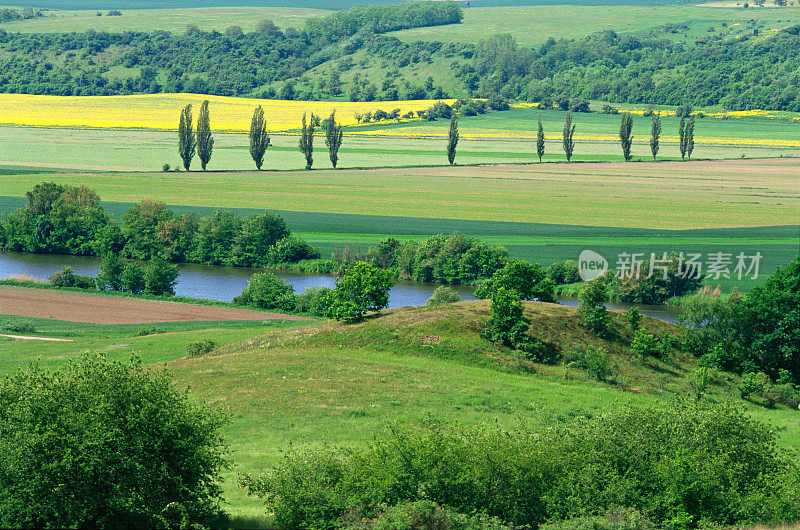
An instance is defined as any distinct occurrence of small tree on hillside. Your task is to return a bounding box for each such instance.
[562,111,576,162]
[650,113,662,161]
[196,100,214,171]
[178,104,195,171]
[678,116,688,160]
[578,274,611,337]
[536,115,545,162]
[249,105,271,170]
[619,112,634,162]
[447,114,459,165]
[686,115,696,160]
[330,262,393,322]
[299,112,315,170]
[324,110,343,169]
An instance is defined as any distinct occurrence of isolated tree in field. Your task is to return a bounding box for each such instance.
[178,104,195,171]
[686,115,696,160]
[324,110,343,169]
[619,112,634,162]
[562,111,576,162]
[249,105,270,170]
[299,112,316,170]
[196,100,214,171]
[447,113,459,165]
[536,115,545,162]
[650,113,662,161]
[678,116,688,160]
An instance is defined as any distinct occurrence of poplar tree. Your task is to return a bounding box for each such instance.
[249,105,271,170]
[196,100,213,171]
[619,112,634,162]
[324,111,343,169]
[178,104,195,171]
[678,116,687,160]
[536,115,545,163]
[447,114,459,165]
[650,113,661,161]
[562,111,575,162]
[299,112,315,170]
[686,115,696,160]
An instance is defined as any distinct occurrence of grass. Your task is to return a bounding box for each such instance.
[389,4,800,46]
[0,6,326,34]
[3,301,796,518]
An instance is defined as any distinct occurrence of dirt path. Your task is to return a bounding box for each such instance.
[0,334,73,342]
[0,286,309,325]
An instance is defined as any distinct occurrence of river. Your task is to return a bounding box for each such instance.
[0,252,681,323]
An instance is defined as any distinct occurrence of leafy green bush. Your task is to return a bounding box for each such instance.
[330,262,393,322]
[234,272,297,312]
[631,329,659,361]
[565,345,613,382]
[547,260,580,286]
[475,260,555,302]
[144,258,179,296]
[95,253,124,292]
[425,285,461,306]
[47,266,96,289]
[340,500,512,529]
[482,287,530,348]
[187,340,218,357]
[0,320,35,334]
[577,276,611,336]
[297,286,336,317]
[541,506,655,530]
[244,403,800,528]
[626,307,641,330]
[0,355,227,528]
[120,261,146,294]
[266,236,322,264]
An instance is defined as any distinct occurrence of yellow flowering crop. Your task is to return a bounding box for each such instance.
[0,93,450,132]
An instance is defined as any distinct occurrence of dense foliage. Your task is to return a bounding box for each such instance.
[243,402,800,528]
[1,183,319,267]
[0,355,227,528]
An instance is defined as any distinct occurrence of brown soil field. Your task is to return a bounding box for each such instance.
[0,286,309,325]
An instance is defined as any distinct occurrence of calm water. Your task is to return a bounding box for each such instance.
[0,251,681,322]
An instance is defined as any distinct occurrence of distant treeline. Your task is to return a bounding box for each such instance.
[0,183,319,267]
[0,8,44,24]
[0,1,798,110]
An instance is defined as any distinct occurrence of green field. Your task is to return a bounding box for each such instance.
[3,301,799,519]
[390,4,800,46]
[0,6,326,33]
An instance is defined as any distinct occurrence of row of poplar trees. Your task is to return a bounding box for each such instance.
[177,103,697,170]
[176,102,344,171]
[535,111,696,163]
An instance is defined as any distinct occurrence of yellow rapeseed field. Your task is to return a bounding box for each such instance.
[0,93,450,132]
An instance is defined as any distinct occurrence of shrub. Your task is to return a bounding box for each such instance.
[120,261,146,294]
[187,340,218,357]
[0,355,227,528]
[626,307,642,330]
[475,260,555,302]
[577,276,611,336]
[234,272,297,312]
[340,500,512,529]
[482,287,530,348]
[631,329,659,361]
[565,345,613,382]
[329,262,393,322]
[95,253,124,292]
[296,286,335,317]
[425,285,461,306]
[48,266,95,289]
[266,236,321,264]
[0,320,35,334]
[546,261,580,285]
[144,258,179,296]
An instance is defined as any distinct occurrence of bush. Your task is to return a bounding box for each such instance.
[329,262,393,322]
[0,355,227,528]
[631,329,659,361]
[547,261,580,285]
[95,253,124,291]
[244,403,800,528]
[235,272,297,312]
[296,286,335,317]
[425,285,461,306]
[340,500,512,529]
[577,276,611,336]
[187,340,218,357]
[0,320,35,334]
[47,266,96,289]
[475,260,555,302]
[144,258,179,296]
[626,307,641,330]
[120,261,146,294]
[482,287,530,348]
[565,345,613,382]
[541,506,655,530]
[266,236,321,264]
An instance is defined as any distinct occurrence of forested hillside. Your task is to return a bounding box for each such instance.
[0,2,798,110]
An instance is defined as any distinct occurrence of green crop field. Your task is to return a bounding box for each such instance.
[2,301,799,519]
[390,4,800,46]
[0,6,327,34]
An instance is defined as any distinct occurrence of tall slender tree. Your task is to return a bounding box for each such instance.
[678,116,687,160]
[249,105,271,170]
[686,115,696,160]
[196,100,213,171]
[536,115,545,163]
[650,113,661,161]
[619,112,634,162]
[324,111,343,169]
[562,111,575,162]
[178,104,195,171]
[299,112,316,170]
[447,114,459,165]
